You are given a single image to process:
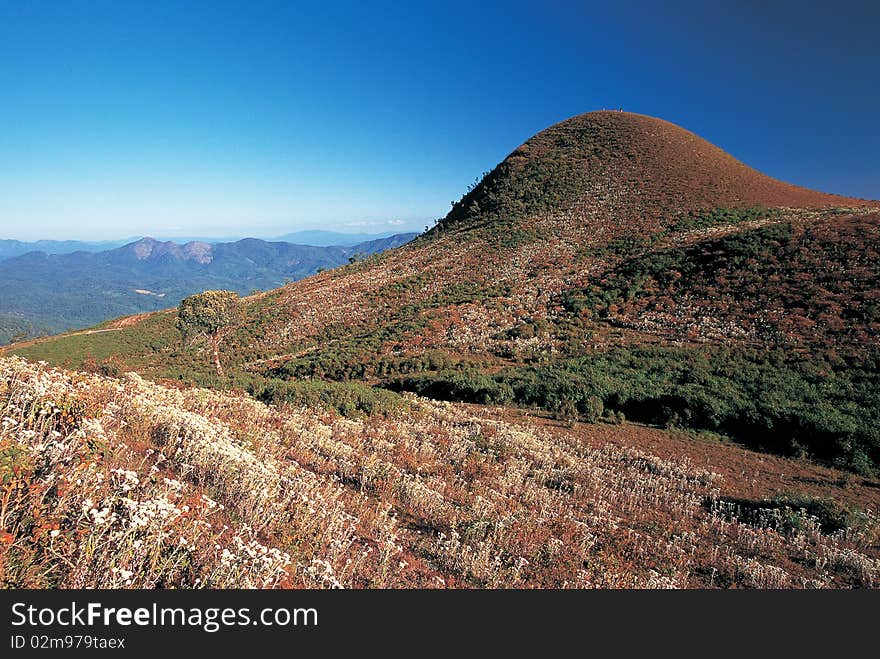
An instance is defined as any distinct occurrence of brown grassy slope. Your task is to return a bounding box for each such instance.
[4,114,880,589]
[220,112,878,370]
[222,112,878,364]
[604,211,880,347]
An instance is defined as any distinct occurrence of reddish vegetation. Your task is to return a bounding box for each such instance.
[248,113,878,362]
[534,111,873,211]
[605,211,880,348]
[510,407,879,515]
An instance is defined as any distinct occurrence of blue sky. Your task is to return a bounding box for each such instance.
[1,1,877,240]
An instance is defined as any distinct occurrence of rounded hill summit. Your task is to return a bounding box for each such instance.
[441,111,875,231]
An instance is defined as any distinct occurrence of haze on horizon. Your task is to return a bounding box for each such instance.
[1,0,878,242]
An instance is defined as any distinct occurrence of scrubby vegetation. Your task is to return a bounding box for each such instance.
[250,379,403,418]
[564,215,792,317]
[390,346,880,475]
[564,213,880,348]
[712,494,874,537]
[266,279,506,381]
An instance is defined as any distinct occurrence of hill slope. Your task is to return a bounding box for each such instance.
[8,111,880,474]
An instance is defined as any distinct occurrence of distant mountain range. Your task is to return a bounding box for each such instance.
[0,232,417,344]
[0,230,411,262]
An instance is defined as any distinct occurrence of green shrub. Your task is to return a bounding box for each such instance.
[553,398,579,426]
[713,493,871,536]
[386,345,880,475]
[568,222,795,318]
[774,494,867,535]
[581,395,604,423]
[388,369,513,405]
[252,379,403,418]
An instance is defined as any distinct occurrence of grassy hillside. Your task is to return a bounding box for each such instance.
[14,208,877,474]
[438,111,869,236]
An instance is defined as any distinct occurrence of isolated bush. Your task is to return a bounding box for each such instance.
[553,398,579,426]
[177,291,243,376]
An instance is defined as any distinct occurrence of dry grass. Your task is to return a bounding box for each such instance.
[2,357,876,588]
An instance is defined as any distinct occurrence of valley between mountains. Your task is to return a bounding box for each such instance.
[2,111,878,588]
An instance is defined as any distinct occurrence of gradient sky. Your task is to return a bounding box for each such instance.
[1,0,878,240]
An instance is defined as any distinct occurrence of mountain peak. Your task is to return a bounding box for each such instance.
[123,237,212,264]
[131,237,160,259]
[181,241,213,264]
[440,110,876,233]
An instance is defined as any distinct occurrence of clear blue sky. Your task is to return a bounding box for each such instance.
[1,0,877,240]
